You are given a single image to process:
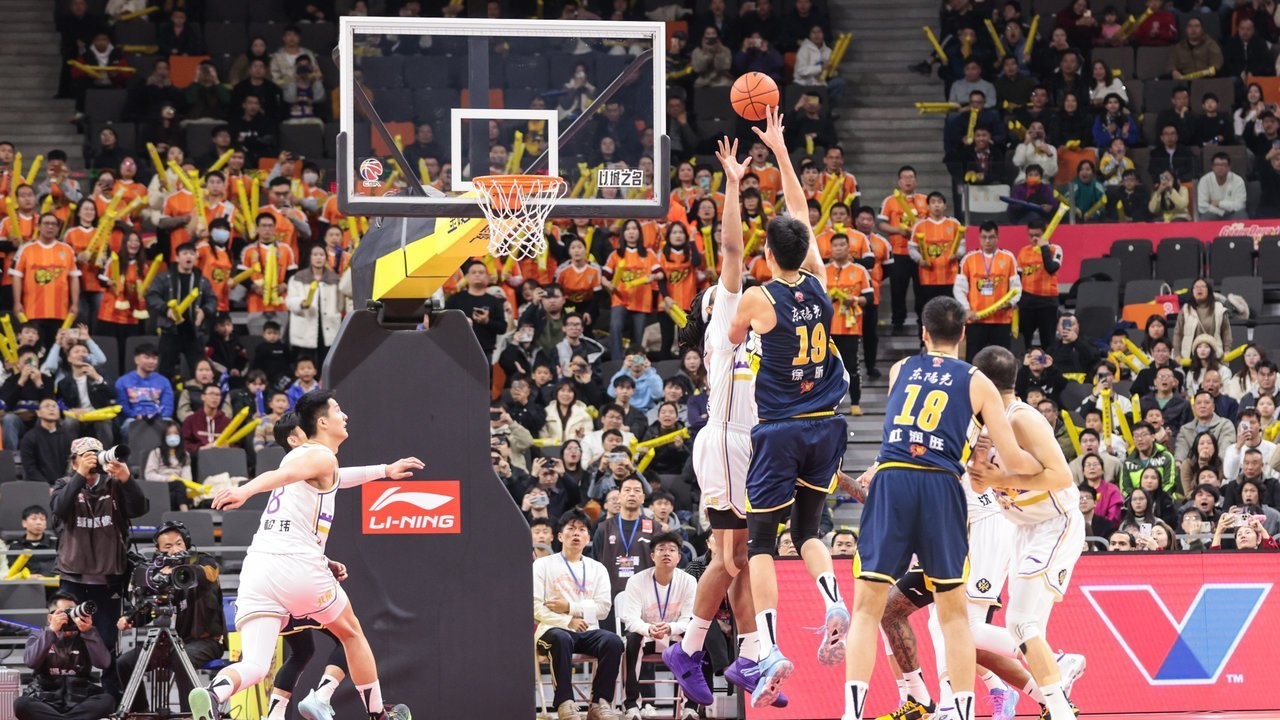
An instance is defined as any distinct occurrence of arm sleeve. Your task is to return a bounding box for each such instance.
[1040,244,1061,274]
[337,464,388,488]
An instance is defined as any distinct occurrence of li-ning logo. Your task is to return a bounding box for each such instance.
[1081,583,1270,685]
[362,481,461,534]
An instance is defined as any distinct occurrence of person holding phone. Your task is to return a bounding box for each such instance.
[1047,314,1099,374]
[445,260,509,363]
[1211,511,1279,549]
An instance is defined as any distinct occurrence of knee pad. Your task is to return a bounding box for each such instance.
[1005,606,1043,647]
[747,510,788,558]
[789,487,825,546]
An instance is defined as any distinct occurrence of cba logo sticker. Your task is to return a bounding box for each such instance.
[362,480,461,534]
[1081,583,1270,685]
[975,578,992,593]
[359,158,384,187]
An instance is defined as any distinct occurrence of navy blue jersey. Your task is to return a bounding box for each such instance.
[878,353,979,477]
[754,271,849,421]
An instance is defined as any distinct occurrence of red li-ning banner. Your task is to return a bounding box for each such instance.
[748,553,1280,719]
[361,480,461,534]
[958,218,1280,284]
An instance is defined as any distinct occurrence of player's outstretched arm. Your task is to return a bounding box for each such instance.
[751,106,824,279]
[716,136,750,294]
[212,451,339,510]
[336,457,425,488]
[969,373,1042,477]
[971,408,1073,493]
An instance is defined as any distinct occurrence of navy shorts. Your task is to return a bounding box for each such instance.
[746,414,846,513]
[854,466,968,590]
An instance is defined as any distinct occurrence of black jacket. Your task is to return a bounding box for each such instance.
[50,472,148,579]
[23,628,110,710]
[56,372,116,412]
[1223,35,1273,80]
[145,268,216,332]
[19,424,72,487]
[127,551,227,643]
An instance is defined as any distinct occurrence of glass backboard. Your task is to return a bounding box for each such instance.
[336,16,669,219]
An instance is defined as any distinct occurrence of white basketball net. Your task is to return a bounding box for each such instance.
[474,175,568,260]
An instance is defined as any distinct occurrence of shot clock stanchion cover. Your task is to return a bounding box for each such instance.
[750,554,1280,718]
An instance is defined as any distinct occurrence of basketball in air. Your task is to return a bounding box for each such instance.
[730,72,780,122]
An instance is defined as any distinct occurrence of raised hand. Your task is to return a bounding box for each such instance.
[750,105,787,155]
[715,137,752,183]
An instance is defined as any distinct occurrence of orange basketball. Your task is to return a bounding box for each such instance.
[730,72,780,122]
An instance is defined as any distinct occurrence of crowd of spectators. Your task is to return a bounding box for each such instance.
[926,0,1280,220]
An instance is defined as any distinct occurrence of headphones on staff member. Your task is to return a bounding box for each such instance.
[154,520,194,550]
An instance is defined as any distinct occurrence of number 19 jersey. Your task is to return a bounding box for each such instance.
[755,271,848,421]
[879,353,980,477]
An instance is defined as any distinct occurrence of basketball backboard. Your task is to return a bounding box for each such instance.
[336,17,669,219]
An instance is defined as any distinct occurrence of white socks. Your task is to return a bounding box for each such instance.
[355,680,383,717]
[209,676,236,704]
[1041,682,1074,720]
[980,668,1005,692]
[316,674,341,703]
[755,609,778,660]
[737,632,759,663]
[681,616,712,655]
[902,668,932,706]
[894,678,908,704]
[817,572,843,610]
[1024,678,1046,704]
[267,693,288,720]
[952,691,975,720]
[843,681,869,720]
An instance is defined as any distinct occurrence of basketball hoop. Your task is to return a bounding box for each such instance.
[473,175,568,260]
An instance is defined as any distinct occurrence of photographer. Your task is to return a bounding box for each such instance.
[14,591,115,720]
[50,437,147,697]
[116,521,226,711]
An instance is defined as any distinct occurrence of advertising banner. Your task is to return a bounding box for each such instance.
[748,553,1279,718]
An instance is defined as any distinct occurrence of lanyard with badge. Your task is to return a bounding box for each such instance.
[562,554,596,626]
[616,516,641,578]
[652,574,673,650]
[979,252,997,296]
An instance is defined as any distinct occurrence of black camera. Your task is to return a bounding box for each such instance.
[145,551,200,594]
[58,601,97,628]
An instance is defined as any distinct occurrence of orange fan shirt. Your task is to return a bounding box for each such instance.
[604,247,659,313]
[749,164,782,204]
[98,254,149,325]
[825,260,873,336]
[197,241,235,312]
[554,261,603,307]
[747,254,772,283]
[240,242,297,313]
[1017,242,1063,298]
[257,205,306,260]
[878,192,929,255]
[959,249,1020,325]
[162,189,197,254]
[507,255,559,288]
[866,232,892,305]
[819,171,858,203]
[63,224,104,293]
[658,247,699,310]
[11,240,79,320]
[910,217,963,286]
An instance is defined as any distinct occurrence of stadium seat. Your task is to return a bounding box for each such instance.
[1126,78,1144,114]
[162,510,216,547]
[114,20,157,47]
[1209,236,1255,281]
[205,23,249,58]
[255,445,286,473]
[1077,305,1120,345]
[360,55,405,90]
[1154,237,1202,283]
[0,584,45,627]
[504,54,550,90]
[1129,146,1152,186]
[375,93,414,123]
[185,120,221,161]
[549,52,593,90]
[1190,78,1234,110]
[1075,280,1120,313]
[206,0,250,22]
[1058,381,1092,416]
[219,510,260,571]
[84,88,128,123]
[127,421,166,478]
[280,122,327,160]
[0,450,16,484]
[1078,257,1122,283]
[91,121,137,157]
[653,359,682,380]
[1221,276,1263,320]
[1123,278,1170,305]
[198,447,249,482]
[1257,236,1280,286]
[693,86,733,124]
[0,481,50,532]
[1109,238,1153,281]
[1135,48,1174,81]
[412,88,460,127]
[133,481,172,532]
[1093,47,1135,79]
[300,23,338,55]
[1251,323,1280,353]
[248,0,285,21]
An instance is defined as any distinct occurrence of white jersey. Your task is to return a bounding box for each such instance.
[247,443,339,557]
[703,281,757,429]
[992,400,1081,527]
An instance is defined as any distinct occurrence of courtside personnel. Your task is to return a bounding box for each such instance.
[842,297,1043,720]
[728,107,851,707]
[192,391,422,720]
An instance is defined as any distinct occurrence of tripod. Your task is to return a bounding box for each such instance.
[116,621,204,720]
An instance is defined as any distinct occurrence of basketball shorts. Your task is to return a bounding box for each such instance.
[966,513,1016,606]
[693,422,752,519]
[234,551,349,627]
[1011,511,1085,600]
[745,414,846,513]
[855,466,968,590]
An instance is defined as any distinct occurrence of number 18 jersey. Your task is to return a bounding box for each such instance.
[879,353,980,477]
[755,271,848,421]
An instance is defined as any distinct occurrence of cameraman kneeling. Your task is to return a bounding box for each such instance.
[15,592,116,720]
[116,521,226,711]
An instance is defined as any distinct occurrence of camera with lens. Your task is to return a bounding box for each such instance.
[57,601,97,629]
[97,444,130,467]
[128,552,200,627]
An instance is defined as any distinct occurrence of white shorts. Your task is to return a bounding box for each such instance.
[966,513,1016,606]
[1010,511,1085,600]
[234,551,349,627]
[693,424,752,517]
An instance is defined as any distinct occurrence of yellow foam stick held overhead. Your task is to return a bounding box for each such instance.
[984,19,1007,57]
[1043,203,1069,241]
[206,149,235,175]
[147,143,171,191]
[23,155,43,187]
[1123,337,1151,365]
[1025,14,1040,57]
[214,407,252,447]
[138,257,163,295]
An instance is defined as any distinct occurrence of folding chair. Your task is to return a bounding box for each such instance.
[615,593,688,719]
[1209,237,1255,282]
[535,641,602,718]
[1109,238,1153,282]
[1154,237,1203,284]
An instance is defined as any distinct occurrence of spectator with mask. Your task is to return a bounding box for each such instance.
[50,437,144,697]
[115,521,226,712]
[14,591,116,720]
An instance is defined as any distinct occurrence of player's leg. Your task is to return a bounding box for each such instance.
[268,630,317,719]
[720,533,792,708]
[665,528,730,704]
[298,629,349,720]
[917,471,976,720]
[325,602,404,720]
[877,576,934,718]
[831,333,862,412]
[842,469,918,720]
[191,614,285,720]
[1007,576,1074,720]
